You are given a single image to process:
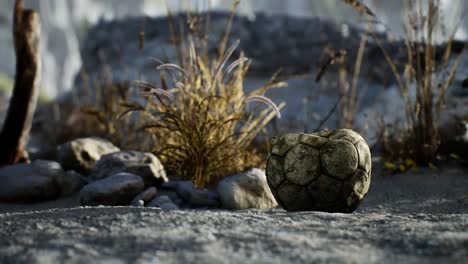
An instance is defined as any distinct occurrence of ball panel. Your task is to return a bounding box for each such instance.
[355,140,372,174]
[343,169,370,212]
[307,175,343,205]
[349,169,370,197]
[343,193,362,213]
[329,129,364,145]
[320,140,358,180]
[277,181,312,211]
[299,134,328,149]
[271,133,301,157]
[316,129,334,138]
[266,155,285,188]
[284,144,320,186]
[270,188,283,209]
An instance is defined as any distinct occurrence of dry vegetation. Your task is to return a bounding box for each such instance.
[77,68,156,151]
[118,3,286,187]
[31,1,285,187]
[375,0,464,165]
[34,68,153,153]
[343,0,465,166]
[316,30,370,130]
[30,0,465,182]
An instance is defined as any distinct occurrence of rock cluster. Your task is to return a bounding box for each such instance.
[0,137,278,210]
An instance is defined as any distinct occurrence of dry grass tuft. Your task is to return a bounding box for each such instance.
[372,0,465,164]
[75,67,156,151]
[120,6,286,187]
[340,0,465,165]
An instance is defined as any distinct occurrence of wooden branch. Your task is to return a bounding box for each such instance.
[0,0,41,166]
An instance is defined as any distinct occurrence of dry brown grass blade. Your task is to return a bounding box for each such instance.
[81,107,108,127]
[165,3,182,65]
[342,22,371,128]
[442,9,467,67]
[315,50,347,83]
[314,94,344,132]
[247,95,282,118]
[218,0,240,57]
[115,107,143,123]
[436,43,466,121]
[342,0,376,17]
[249,68,288,97]
[370,30,403,89]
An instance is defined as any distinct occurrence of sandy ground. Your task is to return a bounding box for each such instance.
[0,166,467,264]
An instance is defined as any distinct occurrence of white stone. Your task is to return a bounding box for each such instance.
[57,137,120,174]
[217,168,278,210]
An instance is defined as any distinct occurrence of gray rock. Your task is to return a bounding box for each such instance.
[217,168,278,210]
[0,160,64,203]
[130,187,158,205]
[57,137,120,174]
[156,188,186,206]
[176,181,220,208]
[170,196,185,207]
[147,195,179,210]
[159,202,179,210]
[61,170,89,197]
[76,13,395,91]
[147,195,171,206]
[161,181,179,190]
[89,151,167,187]
[80,173,145,206]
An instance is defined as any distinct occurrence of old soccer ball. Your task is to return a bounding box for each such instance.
[266,129,371,213]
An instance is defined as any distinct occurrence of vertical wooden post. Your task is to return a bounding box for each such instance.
[0,0,41,166]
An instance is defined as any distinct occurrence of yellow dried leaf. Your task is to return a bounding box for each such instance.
[384,162,395,170]
[428,162,438,171]
[399,164,406,172]
[405,158,416,167]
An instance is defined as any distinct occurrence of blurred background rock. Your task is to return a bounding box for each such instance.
[0,0,466,99]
